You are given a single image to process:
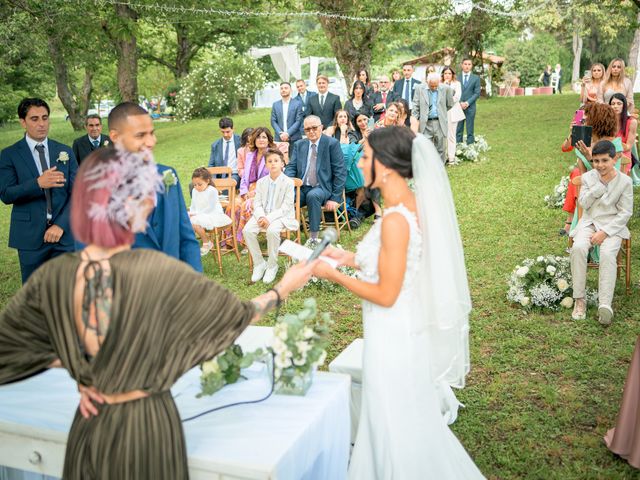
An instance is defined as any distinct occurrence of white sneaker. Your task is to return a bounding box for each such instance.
[598,305,613,325]
[263,265,279,284]
[200,242,213,256]
[251,262,268,283]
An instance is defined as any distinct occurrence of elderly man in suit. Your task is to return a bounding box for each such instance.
[109,102,202,272]
[457,58,481,145]
[371,75,399,121]
[392,64,421,113]
[285,115,346,244]
[307,75,342,131]
[208,117,241,185]
[412,73,454,163]
[294,78,317,117]
[0,98,78,283]
[271,82,304,148]
[72,114,111,165]
[570,140,633,325]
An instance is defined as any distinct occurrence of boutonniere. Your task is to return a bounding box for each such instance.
[57,151,69,164]
[162,169,178,191]
[103,140,109,147]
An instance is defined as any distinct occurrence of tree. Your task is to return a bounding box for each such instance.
[101,3,139,102]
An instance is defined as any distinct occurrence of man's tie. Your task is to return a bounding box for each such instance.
[464,75,468,88]
[92,139,99,148]
[305,143,318,186]
[404,80,410,103]
[224,140,230,166]
[35,144,52,223]
[320,95,325,110]
[382,91,387,104]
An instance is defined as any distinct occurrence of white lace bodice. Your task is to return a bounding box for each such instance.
[355,204,422,292]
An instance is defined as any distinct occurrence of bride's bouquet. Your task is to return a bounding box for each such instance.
[507,255,597,311]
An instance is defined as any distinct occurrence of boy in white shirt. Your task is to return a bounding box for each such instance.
[243,148,299,283]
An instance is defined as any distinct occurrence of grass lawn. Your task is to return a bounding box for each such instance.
[1,94,640,479]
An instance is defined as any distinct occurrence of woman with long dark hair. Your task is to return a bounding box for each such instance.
[609,93,637,174]
[344,81,373,123]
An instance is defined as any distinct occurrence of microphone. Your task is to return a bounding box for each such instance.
[307,228,338,262]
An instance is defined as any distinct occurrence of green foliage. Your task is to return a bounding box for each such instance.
[175,47,265,121]
[198,345,265,397]
[504,33,560,87]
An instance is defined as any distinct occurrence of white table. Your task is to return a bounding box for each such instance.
[328,339,363,444]
[0,327,350,479]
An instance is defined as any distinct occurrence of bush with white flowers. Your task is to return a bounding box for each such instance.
[507,255,597,311]
[175,46,265,121]
[453,135,490,164]
[544,175,570,208]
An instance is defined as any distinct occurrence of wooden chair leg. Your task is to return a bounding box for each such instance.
[213,228,223,274]
[332,209,341,241]
[626,240,631,295]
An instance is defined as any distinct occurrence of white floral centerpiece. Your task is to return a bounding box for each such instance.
[198,344,264,397]
[544,175,570,208]
[453,135,490,164]
[507,255,597,312]
[268,298,332,395]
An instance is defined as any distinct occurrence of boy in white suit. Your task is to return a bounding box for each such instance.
[243,148,299,283]
[570,140,633,324]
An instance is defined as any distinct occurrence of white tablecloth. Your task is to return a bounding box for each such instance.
[0,327,350,479]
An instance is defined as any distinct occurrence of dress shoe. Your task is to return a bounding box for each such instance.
[251,261,268,283]
[263,265,279,284]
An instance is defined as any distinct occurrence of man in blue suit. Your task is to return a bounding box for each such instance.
[392,64,421,113]
[294,79,317,117]
[456,58,481,145]
[208,117,241,185]
[271,82,304,148]
[285,115,346,243]
[108,102,202,272]
[0,98,78,283]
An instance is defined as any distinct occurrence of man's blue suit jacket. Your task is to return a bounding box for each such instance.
[458,73,481,111]
[271,99,304,143]
[208,134,241,169]
[0,137,77,251]
[392,77,422,104]
[285,135,346,203]
[295,91,317,116]
[133,164,202,272]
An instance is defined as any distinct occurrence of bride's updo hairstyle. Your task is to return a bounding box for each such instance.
[367,126,415,185]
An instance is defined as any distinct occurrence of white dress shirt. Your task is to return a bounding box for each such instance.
[265,176,278,214]
[224,139,238,173]
[24,135,50,175]
[282,100,290,133]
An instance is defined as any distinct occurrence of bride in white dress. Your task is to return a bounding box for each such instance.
[312,127,484,479]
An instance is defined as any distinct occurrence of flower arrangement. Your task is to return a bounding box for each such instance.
[198,345,265,397]
[162,169,178,189]
[268,298,332,395]
[544,175,569,208]
[57,151,70,164]
[507,255,597,311]
[453,135,490,164]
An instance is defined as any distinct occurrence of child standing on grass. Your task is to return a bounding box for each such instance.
[189,167,232,255]
[243,149,298,284]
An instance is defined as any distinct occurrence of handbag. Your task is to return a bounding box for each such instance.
[448,102,466,123]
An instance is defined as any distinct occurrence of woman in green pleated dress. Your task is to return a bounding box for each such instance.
[0,148,315,479]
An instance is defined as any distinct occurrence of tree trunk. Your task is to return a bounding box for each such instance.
[112,4,138,102]
[175,24,192,79]
[46,34,87,131]
[571,29,583,84]
[629,12,640,86]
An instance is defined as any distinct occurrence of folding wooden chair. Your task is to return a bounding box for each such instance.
[568,177,631,294]
[248,178,303,271]
[302,189,352,241]
[206,177,240,274]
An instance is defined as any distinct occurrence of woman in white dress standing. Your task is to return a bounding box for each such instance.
[442,66,463,164]
[313,127,484,479]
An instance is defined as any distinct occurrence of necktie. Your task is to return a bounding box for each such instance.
[320,95,325,109]
[35,144,52,222]
[464,75,468,88]
[92,139,99,148]
[224,140,230,166]
[305,143,318,186]
[404,80,410,103]
[382,91,387,104]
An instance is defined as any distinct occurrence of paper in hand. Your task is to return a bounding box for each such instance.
[278,240,339,269]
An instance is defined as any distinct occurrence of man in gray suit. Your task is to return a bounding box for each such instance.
[411,73,454,163]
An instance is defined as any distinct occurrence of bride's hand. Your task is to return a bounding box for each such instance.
[321,246,354,267]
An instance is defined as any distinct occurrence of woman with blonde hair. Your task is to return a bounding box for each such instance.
[581,63,605,104]
[599,58,634,113]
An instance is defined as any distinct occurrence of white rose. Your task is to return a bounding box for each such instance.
[274,323,288,341]
[536,256,544,262]
[556,279,569,292]
[296,341,312,355]
[274,351,293,369]
[560,297,574,309]
[516,266,529,277]
[546,266,556,275]
[302,327,315,339]
[202,360,220,375]
[313,350,327,367]
[520,297,530,307]
[269,337,288,355]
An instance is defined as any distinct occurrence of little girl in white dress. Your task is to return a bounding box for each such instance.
[189,167,232,255]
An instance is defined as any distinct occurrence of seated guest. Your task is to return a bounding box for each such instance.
[189,167,232,256]
[231,127,276,242]
[599,58,634,113]
[375,102,400,129]
[570,140,633,324]
[307,75,342,131]
[344,81,373,123]
[208,117,241,185]
[610,93,637,174]
[351,113,372,145]
[371,75,398,122]
[243,149,298,284]
[390,69,402,91]
[285,115,346,244]
[72,114,111,165]
[572,102,624,173]
[395,99,416,129]
[350,69,374,100]
[271,81,303,147]
[236,127,254,178]
[294,78,317,116]
[581,63,605,104]
[325,109,355,144]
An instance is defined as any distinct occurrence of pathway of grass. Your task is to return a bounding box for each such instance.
[1,95,639,479]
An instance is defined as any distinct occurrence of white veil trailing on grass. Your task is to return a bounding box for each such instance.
[411,134,471,390]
